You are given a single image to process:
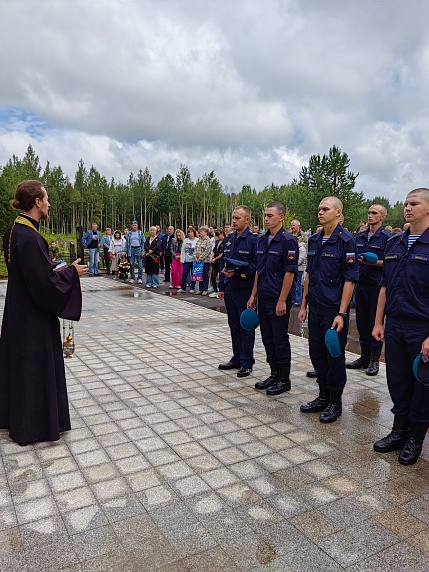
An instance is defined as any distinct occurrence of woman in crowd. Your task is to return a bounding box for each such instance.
[144,226,162,288]
[109,230,126,279]
[209,229,225,298]
[178,226,198,293]
[170,229,184,288]
[194,226,212,295]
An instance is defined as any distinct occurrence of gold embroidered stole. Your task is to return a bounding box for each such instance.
[7,215,39,262]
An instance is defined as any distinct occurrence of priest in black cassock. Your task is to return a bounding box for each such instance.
[0,180,87,446]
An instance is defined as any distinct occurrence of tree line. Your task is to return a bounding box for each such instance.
[0,144,406,238]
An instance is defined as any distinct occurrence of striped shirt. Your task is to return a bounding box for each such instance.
[408,234,421,250]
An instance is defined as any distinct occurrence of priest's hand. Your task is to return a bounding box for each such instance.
[72,259,88,277]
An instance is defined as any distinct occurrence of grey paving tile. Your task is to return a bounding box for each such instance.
[62,504,109,534]
[3,283,429,571]
[71,525,120,560]
[0,526,23,558]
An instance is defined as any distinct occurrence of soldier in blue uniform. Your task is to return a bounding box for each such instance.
[218,206,258,378]
[347,205,392,375]
[373,188,429,465]
[248,201,298,395]
[298,197,358,423]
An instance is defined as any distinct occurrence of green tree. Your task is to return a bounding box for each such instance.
[385,201,405,229]
[297,145,361,230]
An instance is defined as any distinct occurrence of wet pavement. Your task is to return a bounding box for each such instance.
[0,275,427,571]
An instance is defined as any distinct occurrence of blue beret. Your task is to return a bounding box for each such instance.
[325,328,341,358]
[240,309,260,331]
[413,354,429,386]
[224,258,249,268]
[359,252,378,263]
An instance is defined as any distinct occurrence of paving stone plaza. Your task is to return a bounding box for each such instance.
[1,277,429,571]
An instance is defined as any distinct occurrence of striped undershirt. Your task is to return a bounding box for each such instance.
[408,234,421,250]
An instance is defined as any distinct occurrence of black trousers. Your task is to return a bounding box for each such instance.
[308,307,348,391]
[258,294,292,366]
[211,263,220,292]
[103,247,111,274]
[385,319,429,423]
[164,256,172,281]
[355,283,382,349]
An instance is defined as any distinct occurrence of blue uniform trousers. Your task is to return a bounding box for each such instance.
[355,284,382,349]
[308,307,348,391]
[258,294,292,366]
[385,319,429,423]
[224,284,255,368]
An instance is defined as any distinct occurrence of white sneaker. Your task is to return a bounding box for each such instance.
[209,292,218,298]
[129,279,135,283]
[152,285,159,288]
[138,279,143,284]
[177,288,186,293]
[169,285,174,289]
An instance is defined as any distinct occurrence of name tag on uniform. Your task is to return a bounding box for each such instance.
[288,250,296,260]
[346,253,355,264]
[308,250,316,257]
[257,250,265,255]
[238,250,250,255]
[370,245,381,250]
[411,254,429,263]
[269,250,280,255]
[385,254,399,261]
[357,243,365,248]
[321,253,337,259]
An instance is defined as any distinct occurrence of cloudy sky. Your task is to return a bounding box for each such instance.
[1,0,428,203]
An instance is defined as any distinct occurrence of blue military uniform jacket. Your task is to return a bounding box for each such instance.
[218,227,257,292]
[256,228,298,298]
[355,226,392,285]
[381,227,429,322]
[306,224,358,310]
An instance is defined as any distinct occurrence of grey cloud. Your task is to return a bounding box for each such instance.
[1,0,429,204]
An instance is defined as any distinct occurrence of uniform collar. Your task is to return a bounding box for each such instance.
[365,225,385,238]
[320,223,342,243]
[234,226,250,239]
[263,227,284,242]
[400,227,429,244]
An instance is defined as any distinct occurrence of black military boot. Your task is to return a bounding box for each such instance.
[320,389,342,423]
[373,414,409,452]
[306,369,318,378]
[255,364,278,391]
[300,385,329,413]
[366,347,382,376]
[398,422,428,465]
[266,365,291,395]
[346,344,370,369]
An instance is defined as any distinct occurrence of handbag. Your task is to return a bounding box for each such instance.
[192,261,204,281]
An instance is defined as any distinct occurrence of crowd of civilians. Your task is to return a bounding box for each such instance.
[79,218,411,303]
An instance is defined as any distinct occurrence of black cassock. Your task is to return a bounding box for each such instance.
[0,216,82,444]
